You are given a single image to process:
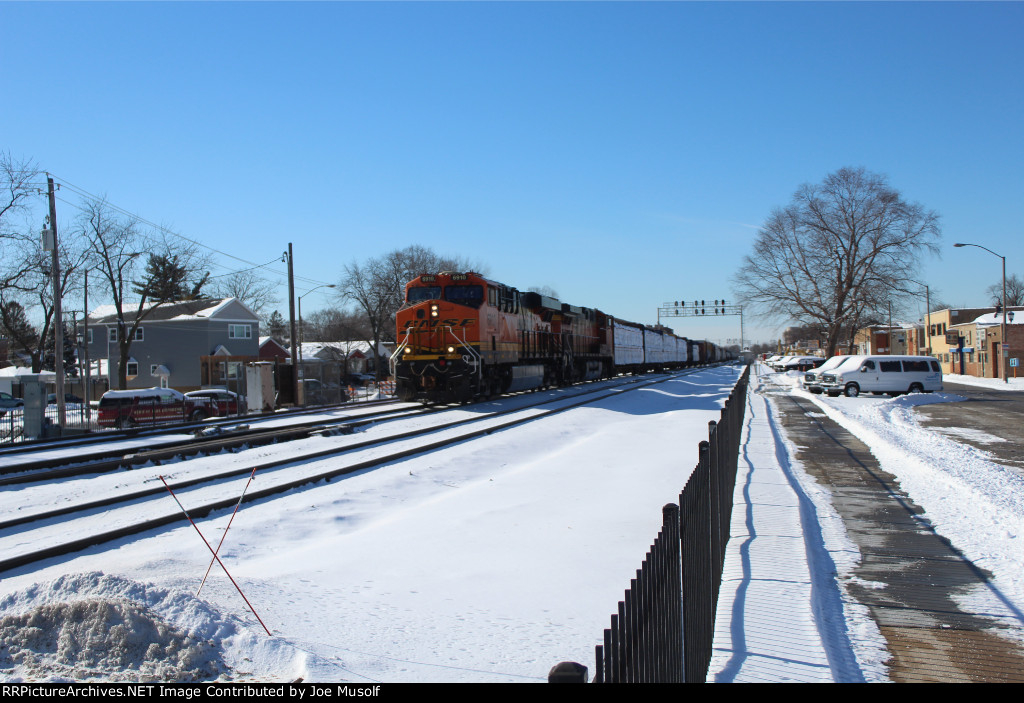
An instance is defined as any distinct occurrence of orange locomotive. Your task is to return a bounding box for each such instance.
[391,272,613,403]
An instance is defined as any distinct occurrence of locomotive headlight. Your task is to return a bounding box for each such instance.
[430,304,439,317]
[447,346,455,353]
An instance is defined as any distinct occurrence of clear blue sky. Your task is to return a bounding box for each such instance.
[3,1,1022,346]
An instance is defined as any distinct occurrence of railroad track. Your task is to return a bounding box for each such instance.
[0,370,697,573]
[0,401,430,485]
[0,396,400,465]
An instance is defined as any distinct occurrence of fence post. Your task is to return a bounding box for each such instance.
[548,661,588,683]
[663,502,683,683]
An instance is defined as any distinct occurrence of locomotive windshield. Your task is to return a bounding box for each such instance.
[444,285,484,307]
[407,286,442,303]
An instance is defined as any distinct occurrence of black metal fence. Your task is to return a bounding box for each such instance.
[0,403,95,445]
[557,364,750,683]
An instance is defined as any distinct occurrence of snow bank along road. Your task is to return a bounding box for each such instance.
[709,365,1024,682]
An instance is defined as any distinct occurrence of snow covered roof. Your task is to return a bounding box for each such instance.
[971,311,1023,326]
[297,341,392,360]
[89,297,257,324]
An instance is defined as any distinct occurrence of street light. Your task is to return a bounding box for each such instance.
[297,283,337,405]
[905,278,932,356]
[954,242,1008,383]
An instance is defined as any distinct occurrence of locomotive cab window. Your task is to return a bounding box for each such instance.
[407,286,442,303]
[444,285,483,307]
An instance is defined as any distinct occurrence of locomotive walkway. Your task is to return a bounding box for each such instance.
[710,367,1024,682]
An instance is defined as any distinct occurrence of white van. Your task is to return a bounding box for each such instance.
[820,355,943,397]
[802,355,850,393]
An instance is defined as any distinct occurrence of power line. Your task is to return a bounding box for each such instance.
[45,173,334,287]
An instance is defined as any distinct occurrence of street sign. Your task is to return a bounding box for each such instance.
[1011,358,1019,368]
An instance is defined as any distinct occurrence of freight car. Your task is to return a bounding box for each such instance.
[391,271,724,404]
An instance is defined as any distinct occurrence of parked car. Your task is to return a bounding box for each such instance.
[820,355,943,397]
[97,387,202,428]
[47,393,85,405]
[345,373,376,386]
[301,378,348,405]
[185,389,247,418]
[780,356,825,372]
[802,356,850,393]
[769,356,797,371]
[0,391,24,416]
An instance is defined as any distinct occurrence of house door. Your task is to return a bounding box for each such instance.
[992,341,1000,379]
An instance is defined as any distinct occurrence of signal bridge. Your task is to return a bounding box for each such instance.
[657,300,745,350]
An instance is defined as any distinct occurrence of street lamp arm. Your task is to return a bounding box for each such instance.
[954,242,1004,260]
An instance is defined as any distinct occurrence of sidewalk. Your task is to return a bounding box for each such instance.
[708,366,1024,683]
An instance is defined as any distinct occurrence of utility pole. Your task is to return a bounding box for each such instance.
[46,176,66,431]
[286,244,298,405]
[84,269,92,425]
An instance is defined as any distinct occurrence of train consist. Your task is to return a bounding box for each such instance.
[391,271,733,403]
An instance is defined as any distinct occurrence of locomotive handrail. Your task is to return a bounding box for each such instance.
[445,325,483,385]
[389,329,412,379]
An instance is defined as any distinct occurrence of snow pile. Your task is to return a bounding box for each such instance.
[0,573,297,683]
[800,390,1024,625]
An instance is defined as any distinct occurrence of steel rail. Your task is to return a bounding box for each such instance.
[0,397,401,461]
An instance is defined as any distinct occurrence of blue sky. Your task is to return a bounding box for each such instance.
[3,1,1022,345]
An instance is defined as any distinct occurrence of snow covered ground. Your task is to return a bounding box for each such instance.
[2,363,1022,683]
[0,368,738,683]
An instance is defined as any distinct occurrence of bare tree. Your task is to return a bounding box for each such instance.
[210,269,281,315]
[986,273,1024,308]
[0,234,89,372]
[0,152,39,241]
[733,167,941,357]
[78,199,211,388]
[303,308,370,343]
[0,152,44,300]
[0,156,90,371]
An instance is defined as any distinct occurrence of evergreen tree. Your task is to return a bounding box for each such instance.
[43,321,77,376]
[266,309,288,342]
[0,301,39,362]
[133,254,210,302]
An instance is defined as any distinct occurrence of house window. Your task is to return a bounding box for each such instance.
[86,329,93,344]
[150,365,160,376]
[126,361,139,377]
[134,327,144,341]
[108,327,118,343]
[229,324,252,339]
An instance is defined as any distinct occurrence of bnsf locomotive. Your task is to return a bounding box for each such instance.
[391,271,729,404]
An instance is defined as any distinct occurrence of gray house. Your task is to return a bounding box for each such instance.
[86,298,260,391]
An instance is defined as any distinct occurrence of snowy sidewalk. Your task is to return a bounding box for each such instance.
[707,374,884,682]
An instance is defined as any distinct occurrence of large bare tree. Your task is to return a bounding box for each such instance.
[733,167,941,356]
